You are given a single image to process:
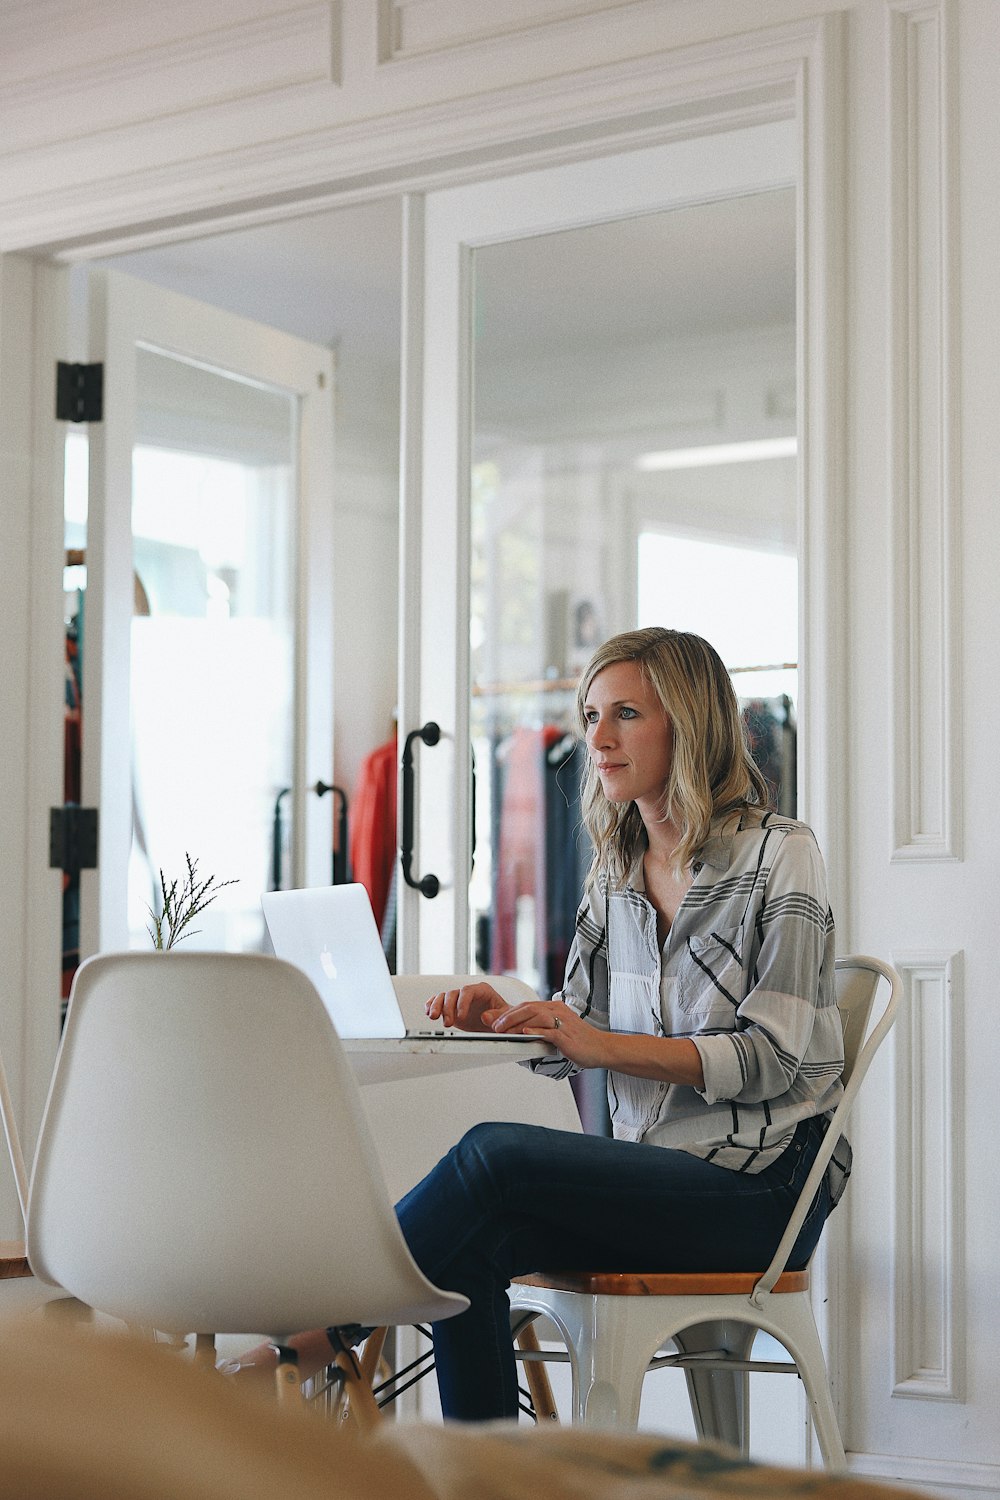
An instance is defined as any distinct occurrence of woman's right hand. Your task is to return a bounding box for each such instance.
[425,982,512,1033]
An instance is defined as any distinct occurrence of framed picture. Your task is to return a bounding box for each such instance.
[567,595,604,671]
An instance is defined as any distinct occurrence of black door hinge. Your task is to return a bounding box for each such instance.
[56,362,103,423]
[49,806,99,876]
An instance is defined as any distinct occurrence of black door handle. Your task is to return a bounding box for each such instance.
[315,781,350,885]
[400,722,441,899]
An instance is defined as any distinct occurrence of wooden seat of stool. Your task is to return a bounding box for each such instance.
[513,1268,810,1296]
[1,1240,31,1279]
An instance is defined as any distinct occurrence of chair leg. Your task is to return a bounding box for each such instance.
[673,1320,755,1455]
[769,1299,847,1469]
[515,1319,559,1422]
[358,1327,388,1391]
[272,1344,302,1405]
[332,1350,382,1432]
[511,1292,651,1428]
[569,1298,648,1427]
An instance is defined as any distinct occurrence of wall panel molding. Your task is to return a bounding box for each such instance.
[377,0,644,63]
[0,4,341,155]
[891,949,964,1401]
[851,1452,1000,1496]
[887,0,962,863]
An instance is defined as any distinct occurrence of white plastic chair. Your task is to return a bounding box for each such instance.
[26,951,466,1414]
[1,1029,92,1315]
[509,955,902,1464]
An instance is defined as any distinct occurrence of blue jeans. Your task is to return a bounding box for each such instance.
[393,1114,832,1422]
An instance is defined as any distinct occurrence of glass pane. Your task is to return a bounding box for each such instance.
[127,348,296,951]
[468,189,796,988]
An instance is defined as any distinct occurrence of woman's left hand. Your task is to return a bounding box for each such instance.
[491,1000,610,1069]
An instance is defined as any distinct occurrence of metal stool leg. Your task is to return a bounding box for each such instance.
[674,1320,755,1455]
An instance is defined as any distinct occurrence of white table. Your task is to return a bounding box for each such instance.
[341,1035,554,1086]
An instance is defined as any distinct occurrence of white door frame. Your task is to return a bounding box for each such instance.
[0,255,67,1233]
[80,269,335,955]
[400,118,808,979]
[391,16,849,969]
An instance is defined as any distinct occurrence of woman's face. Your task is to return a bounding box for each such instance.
[583,660,674,811]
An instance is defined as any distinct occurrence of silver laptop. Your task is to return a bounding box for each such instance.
[261,883,545,1046]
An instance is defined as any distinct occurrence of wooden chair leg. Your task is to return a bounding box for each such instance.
[515,1319,560,1422]
[272,1344,303,1405]
[327,1378,349,1423]
[332,1349,381,1432]
[357,1326,388,1390]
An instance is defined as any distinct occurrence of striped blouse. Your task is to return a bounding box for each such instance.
[529,807,851,1203]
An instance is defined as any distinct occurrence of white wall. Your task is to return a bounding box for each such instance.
[841,4,1000,1492]
[0,2,996,1493]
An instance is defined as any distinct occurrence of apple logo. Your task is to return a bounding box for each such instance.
[320,947,338,980]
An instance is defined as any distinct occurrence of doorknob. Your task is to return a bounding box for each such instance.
[400,722,441,899]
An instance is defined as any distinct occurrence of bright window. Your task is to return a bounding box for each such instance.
[637,531,797,703]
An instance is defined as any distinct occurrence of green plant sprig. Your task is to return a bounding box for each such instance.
[147,853,238,950]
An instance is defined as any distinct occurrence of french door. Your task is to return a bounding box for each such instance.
[398,119,799,978]
[76,270,335,958]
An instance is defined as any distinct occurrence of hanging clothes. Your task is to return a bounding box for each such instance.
[349,735,397,935]
[742,695,797,817]
[489,722,593,991]
[543,733,591,993]
[62,624,83,1002]
[64,627,82,805]
[490,722,608,1134]
[490,724,561,976]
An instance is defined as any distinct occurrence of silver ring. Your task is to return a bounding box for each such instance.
[553,1017,562,1029]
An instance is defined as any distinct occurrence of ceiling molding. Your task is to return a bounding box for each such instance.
[0,14,819,256]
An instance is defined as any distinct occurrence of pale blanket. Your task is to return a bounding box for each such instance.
[0,1317,927,1500]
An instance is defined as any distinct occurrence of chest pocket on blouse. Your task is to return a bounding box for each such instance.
[677,928,744,1028]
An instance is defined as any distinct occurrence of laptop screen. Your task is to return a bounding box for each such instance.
[261,884,406,1038]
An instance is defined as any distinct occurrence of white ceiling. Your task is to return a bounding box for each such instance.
[103,197,404,366]
[101,187,796,389]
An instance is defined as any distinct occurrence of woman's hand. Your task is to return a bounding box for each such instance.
[491,999,611,1069]
[492,1001,704,1084]
[425,982,512,1033]
[429,989,705,1084]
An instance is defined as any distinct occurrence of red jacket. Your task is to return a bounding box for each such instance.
[349,737,397,932]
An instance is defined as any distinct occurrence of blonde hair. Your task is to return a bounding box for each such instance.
[577,627,771,888]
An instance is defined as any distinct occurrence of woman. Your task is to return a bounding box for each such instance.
[233,627,848,1419]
